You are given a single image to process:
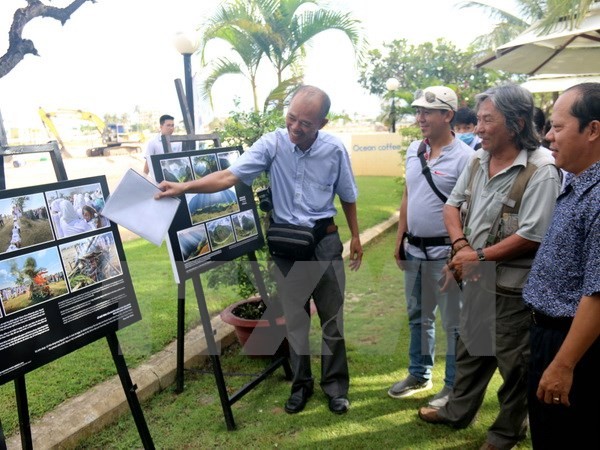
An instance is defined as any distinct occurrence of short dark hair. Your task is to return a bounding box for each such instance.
[564,82,600,132]
[159,114,174,125]
[455,107,477,126]
[533,107,546,135]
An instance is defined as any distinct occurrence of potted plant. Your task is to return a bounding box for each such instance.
[209,224,316,357]
[209,250,289,356]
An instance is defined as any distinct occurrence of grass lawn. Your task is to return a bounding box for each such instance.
[76,228,532,449]
[0,176,402,439]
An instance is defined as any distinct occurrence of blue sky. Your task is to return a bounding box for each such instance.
[0,247,63,290]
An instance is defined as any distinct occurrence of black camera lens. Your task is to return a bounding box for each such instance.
[256,187,273,212]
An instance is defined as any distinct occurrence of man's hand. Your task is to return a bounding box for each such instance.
[348,236,363,271]
[394,244,406,271]
[537,359,573,407]
[154,181,186,199]
[448,246,481,282]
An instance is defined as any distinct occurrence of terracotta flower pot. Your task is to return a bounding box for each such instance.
[220,296,316,357]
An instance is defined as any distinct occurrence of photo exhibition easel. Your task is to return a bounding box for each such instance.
[158,131,292,432]
[0,114,154,449]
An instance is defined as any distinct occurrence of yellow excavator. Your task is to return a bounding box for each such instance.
[38,107,142,157]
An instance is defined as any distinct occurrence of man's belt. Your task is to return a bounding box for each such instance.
[530,309,573,331]
[406,233,451,247]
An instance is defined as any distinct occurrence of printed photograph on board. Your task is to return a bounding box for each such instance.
[0,193,53,254]
[0,247,68,315]
[191,154,219,179]
[46,183,108,239]
[206,216,236,251]
[231,210,259,241]
[186,187,240,225]
[177,224,211,262]
[160,157,193,183]
[217,150,240,170]
[59,232,123,291]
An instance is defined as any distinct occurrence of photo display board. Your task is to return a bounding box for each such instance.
[0,176,141,385]
[152,146,264,283]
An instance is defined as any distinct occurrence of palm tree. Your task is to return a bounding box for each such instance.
[200,0,363,112]
[459,0,597,50]
[458,1,543,51]
[201,1,266,112]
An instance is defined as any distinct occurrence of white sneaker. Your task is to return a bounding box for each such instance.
[388,375,433,399]
[427,385,453,409]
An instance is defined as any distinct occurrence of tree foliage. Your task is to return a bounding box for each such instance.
[358,38,517,114]
[211,105,285,149]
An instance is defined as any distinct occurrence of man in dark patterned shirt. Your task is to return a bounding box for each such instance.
[523,82,600,449]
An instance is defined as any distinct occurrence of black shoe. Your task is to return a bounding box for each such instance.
[284,386,313,414]
[328,395,350,414]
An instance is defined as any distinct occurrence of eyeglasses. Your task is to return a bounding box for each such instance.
[414,89,454,111]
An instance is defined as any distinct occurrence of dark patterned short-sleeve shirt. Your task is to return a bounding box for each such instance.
[524,161,600,318]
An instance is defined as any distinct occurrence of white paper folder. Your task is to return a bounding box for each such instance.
[102,169,180,246]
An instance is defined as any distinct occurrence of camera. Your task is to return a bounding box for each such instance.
[256,186,273,212]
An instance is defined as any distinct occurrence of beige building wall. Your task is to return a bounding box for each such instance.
[349,133,405,177]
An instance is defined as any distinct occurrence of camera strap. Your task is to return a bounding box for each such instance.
[417,140,448,204]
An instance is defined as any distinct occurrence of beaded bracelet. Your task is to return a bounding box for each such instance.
[451,242,470,259]
[451,236,469,249]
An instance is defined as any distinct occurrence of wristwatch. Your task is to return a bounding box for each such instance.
[476,247,486,261]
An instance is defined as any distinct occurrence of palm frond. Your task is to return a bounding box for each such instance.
[263,76,303,112]
[201,59,245,107]
[535,0,597,33]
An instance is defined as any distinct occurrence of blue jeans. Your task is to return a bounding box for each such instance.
[404,252,461,386]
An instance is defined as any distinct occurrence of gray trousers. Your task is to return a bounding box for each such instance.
[272,232,349,398]
[438,286,530,450]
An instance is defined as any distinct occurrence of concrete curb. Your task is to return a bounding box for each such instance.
[7,213,399,449]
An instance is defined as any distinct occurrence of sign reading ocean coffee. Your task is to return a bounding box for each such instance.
[151,147,264,283]
[349,133,404,176]
[0,177,141,385]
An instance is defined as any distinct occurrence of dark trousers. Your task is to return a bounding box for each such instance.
[528,323,600,449]
[438,287,530,450]
[272,232,349,398]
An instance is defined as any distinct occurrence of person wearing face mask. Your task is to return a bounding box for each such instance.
[454,107,482,150]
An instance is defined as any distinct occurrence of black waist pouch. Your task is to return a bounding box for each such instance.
[266,223,316,260]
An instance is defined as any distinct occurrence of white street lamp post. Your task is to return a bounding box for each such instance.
[174,32,200,132]
[385,77,400,133]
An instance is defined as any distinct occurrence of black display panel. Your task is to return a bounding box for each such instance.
[0,176,141,385]
[151,147,264,282]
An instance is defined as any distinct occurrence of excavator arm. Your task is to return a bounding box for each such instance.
[37,107,141,157]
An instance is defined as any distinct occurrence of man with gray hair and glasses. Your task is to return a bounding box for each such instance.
[418,84,561,450]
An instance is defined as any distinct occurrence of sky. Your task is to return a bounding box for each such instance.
[0,0,515,132]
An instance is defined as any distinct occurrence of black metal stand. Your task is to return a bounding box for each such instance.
[0,136,154,448]
[15,377,32,450]
[106,333,155,449]
[174,252,291,431]
[0,418,6,450]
